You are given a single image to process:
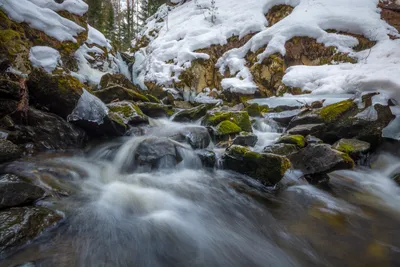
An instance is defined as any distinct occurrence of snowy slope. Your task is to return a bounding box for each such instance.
[133,0,400,102]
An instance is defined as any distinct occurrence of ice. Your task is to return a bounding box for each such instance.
[29,46,61,73]
[0,0,86,42]
[67,89,109,124]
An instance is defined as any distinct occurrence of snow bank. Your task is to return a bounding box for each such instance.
[87,25,112,50]
[0,0,86,42]
[29,46,61,73]
[134,0,400,101]
[26,0,88,16]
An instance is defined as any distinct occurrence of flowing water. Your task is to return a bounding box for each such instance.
[1,118,400,267]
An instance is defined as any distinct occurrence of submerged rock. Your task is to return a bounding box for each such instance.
[0,207,63,254]
[288,144,354,176]
[232,132,258,147]
[223,145,291,185]
[0,139,21,163]
[0,174,44,209]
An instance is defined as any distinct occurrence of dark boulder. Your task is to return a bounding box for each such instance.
[99,73,139,91]
[332,138,371,159]
[232,132,258,147]
[196,150,216,168]
[137,102,175,118]
[263,143,299,156]
[172,104,209,122]
[93,85,150,104]
[0,139,21,163]
[170,126,211,149]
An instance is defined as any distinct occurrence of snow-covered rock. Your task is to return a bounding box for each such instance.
[29,46,61,73]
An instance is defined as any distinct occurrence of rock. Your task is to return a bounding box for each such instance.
[287,123,325,136]
[170,126,211,149]
[196,150,216,168]
[215,120,242,136]
[146,94,161,104]
[93,85,150,104]
[134,137,182,170]
[0,139,21,163]
[27,69,84,119]
[393,173,400,186]
[305,135,323,144]
[0,101,86,152]
[72,114,127,138]
[263,143,299,156]
[174,101,193,109]
[244,103,263,117]
[269,109,302,126]
[232,132,258,147]
[288,144,355,175]
[107,101,148,126]
[223,145,291,185]
[0,207,63,254]
[332,138,371,158]
[277,134,306,148]
[0,78,21,100]
[99,73,139,91]
[202,110,252,132]
[172,104,208,122]
[137,102,174,118]
[0,174,45,209]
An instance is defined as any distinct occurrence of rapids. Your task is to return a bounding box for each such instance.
[1,118,400,267]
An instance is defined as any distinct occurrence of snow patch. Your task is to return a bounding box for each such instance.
[29,46,61,73]
[88,25,112,50]
[26,0,88,16]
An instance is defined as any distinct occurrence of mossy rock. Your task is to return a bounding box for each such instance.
[137,102,175,118]
[145,94,161,103]
[216,120,242,136]
[0,139,21,163]
[263,143,299,156]
[277,134,306,148]
[332,138,371,157]
[27,68,85,118]
[172,104,209,122]
[319,99,357,122]
[107,101,148,125]
[223,145,291,185]
[93,85,150,104]
[244,103,263,117]
[232,132,258,147]
[202,110,252,132]
[99,73,139,91]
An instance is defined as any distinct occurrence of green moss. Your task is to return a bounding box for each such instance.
[146,94,161,103]
[339,152,355,168]
[319,99,356,122]
[244,103,262,117]
[216,120,242,135]
[229,145,262,160]
[203,111,252,132]
[57,75,85,94]
[277,135,306,148]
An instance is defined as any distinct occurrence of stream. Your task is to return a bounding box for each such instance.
[1,117,400,267]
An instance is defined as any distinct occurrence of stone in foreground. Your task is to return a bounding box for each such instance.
[223,145,291,185]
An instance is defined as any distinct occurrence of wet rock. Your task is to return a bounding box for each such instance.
[223,145,291,185]
[27,69,84,119]
[170,126,211,150]
[263,143,299,156]
[137,102,175,118]
[99,73,139,91]
[0,100,86,152]
[288,144,355,176]
[305,135,323,144]
[270,109,302,126]
[277,134,306,148]
[202,110,252,132]
[0,78,21,100]
[107,101,148,126]
[287,123,325,136]
[172,104,208,122]
[215,120,242,136]
[196,150,216,168]
[135,137,182,169]
[232,132,258,147]
[332,138,371,159]
[0,174,45,209]
[0,207,63,254]
[0,139,21,163]
[72,115,127,138]
[244,103,263,117]
[93,85,149,104]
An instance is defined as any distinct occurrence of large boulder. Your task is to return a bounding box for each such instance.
[223,145,291,185]
[0,174,45,209]
[0,100,86,152]
[0,207,63,254]
[287,144,355,176]
[0,139,21,163]
[202,110,252,132]
[27,69,84,119]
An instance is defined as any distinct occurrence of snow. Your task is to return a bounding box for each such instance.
[67,89,109,124]
[87,25,112,50]
[29,46,61,73]
[26,0,88,16]
[134,0,400,104]
[0,0,86,42]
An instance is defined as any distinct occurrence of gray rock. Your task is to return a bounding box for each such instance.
[332,138,371,158]
[172,104,208,122]
[0,174,45,209]
[0,207,63,254]
[286,123,325,136]
[305,135,323,144]
[172,126,211,149]
[232,132,258,147]
[0,139,21,163]
[263,143,299,156]
[196,150,216,168]
[288,144,354,175]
